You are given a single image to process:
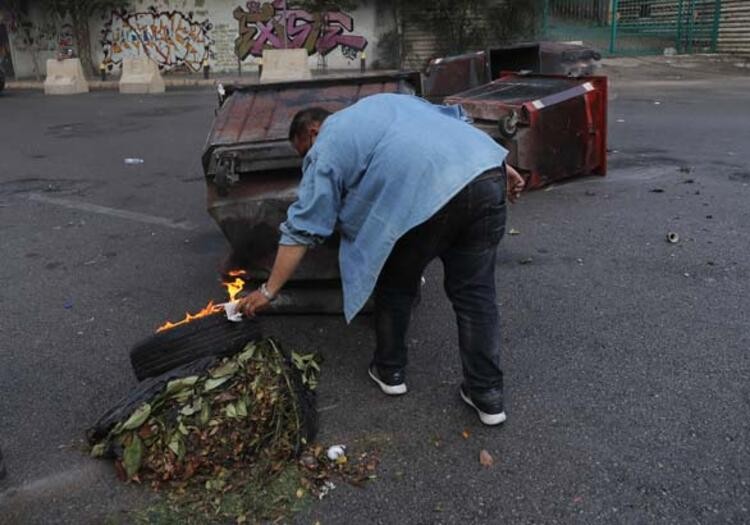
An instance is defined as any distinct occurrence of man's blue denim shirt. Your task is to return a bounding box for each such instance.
[280,94,508,322]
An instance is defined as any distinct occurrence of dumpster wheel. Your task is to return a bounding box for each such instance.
[498,111,519,139]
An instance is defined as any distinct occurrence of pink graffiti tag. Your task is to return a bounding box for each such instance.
[316,11,366,57]
[233,0,367,60]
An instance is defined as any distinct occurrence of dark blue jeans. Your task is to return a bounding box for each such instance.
[374,166,507,396]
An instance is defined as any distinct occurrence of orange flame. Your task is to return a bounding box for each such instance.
[155,270,247,333]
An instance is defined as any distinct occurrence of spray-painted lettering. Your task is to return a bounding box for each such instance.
[234,0,367,61]
[101,7,213,72]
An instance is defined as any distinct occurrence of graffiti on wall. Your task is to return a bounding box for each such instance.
[100,7,213,72]
[0,23,14,77]
[234,0,367,61]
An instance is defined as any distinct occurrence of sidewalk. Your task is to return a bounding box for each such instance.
[5,68,393,91]
[7,75,240,91]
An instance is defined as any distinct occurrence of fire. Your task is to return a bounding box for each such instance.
[155,270,247,333]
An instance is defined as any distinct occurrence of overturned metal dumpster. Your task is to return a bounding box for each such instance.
[445,72,607,190]
[202,73,421,313]
[423,41,602,101]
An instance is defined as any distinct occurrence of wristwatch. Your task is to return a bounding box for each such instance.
[259,282,276,302]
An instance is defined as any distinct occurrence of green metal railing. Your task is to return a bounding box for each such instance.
[543,0,722,56]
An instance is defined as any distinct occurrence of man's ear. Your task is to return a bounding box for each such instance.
[308,121,322,141]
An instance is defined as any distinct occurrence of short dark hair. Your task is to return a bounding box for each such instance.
[289,107,332,141]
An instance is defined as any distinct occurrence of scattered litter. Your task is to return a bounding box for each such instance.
[683,179,695,184]
[508,228,521,236]
[576,258,584,265]
[678,166,692,173]
[650,188,665,193]
[518,257,534,265]
[705,215,713,219]
[318,480,336,500]
[666,232,680,244]
[479,449,494,467]
[326,445,346,461]
[616,119,625,123]
[584,190,596,196]
[64,300,74,309]
[420,276,426,286]
[683,272,690,278]
[707,261,716,266]
[124,158,144,165]
[461,429,471,440]
[653,101,661,105]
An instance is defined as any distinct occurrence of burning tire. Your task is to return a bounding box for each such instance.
[130,314,262,381]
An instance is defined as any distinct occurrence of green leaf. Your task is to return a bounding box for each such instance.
[210,360,239,378]
[236,398,248,418]
[123,435,143,479]
[165,376,199,396]
[90,442,106,458]
[121,403,151,430]
[205,478,226,491]
[180,398,203,417]
[178,421,189,436]
[204,376,231,392]
[237,343,257,363]
[168,433,185,459]
[199,403,211,425]
[224,403,237,419]
[172,390,192,404]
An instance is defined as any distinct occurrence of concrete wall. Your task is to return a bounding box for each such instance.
[3,0,392,79]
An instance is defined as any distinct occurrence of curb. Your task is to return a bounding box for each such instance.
[5,78,229,91]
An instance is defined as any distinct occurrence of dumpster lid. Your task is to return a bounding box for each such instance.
[203,72,421,174]
[451,76,581,105]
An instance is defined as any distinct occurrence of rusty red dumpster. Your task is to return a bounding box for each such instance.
[422,42,602,101]
[445,72,607,190]
[202,73,421,313]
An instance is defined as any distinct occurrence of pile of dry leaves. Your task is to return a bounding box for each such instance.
[89,338,378,521]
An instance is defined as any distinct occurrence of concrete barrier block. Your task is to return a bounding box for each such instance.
[260,49,312,84]
[44,58,89,95]
[119,57,166,94]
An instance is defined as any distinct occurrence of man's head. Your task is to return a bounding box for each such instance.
[288,107,332,157]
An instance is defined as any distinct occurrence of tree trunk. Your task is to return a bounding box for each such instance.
[71,8,95,77]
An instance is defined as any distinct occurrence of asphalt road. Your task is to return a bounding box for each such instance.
[1,60,749,524]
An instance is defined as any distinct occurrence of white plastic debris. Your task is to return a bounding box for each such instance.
[666,232,680,244]
[223,301,243,322]
[124,158,144,165]
[326,444,346,461]
[318,480,336,500]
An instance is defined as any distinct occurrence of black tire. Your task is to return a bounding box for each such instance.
[130,314,262,381]
[88,356,218,446]
[90,342,317,452]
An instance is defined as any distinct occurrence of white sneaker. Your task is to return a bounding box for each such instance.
[368,365,407,396]
[460,386,506,426]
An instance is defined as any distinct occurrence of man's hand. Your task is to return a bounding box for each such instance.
[506,164,525,203]
[236,244,309,318]
[237,290,271,317]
